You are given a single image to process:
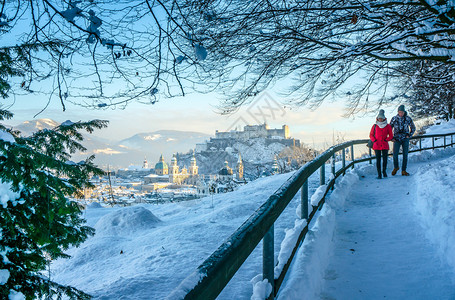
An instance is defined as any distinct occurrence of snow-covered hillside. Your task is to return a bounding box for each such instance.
[233,139,286,164]
[51,172,311,299]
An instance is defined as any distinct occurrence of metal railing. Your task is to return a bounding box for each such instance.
[170,132,455,300]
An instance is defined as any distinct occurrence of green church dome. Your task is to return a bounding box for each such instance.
[155,154,169,170]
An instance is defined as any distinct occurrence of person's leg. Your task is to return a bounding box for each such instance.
[382,150,388,177]
[402,139,410,174]
[392,140,401,175]
[375,150,382,179]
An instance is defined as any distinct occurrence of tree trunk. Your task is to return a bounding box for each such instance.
[449,101,454,119]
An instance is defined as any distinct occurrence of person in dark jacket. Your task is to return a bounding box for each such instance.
[369,109,394,179]
[390,105,416,176]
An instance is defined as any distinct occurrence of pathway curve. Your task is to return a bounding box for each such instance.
[319,160,455,299]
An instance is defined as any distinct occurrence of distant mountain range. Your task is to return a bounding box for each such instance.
[10,119,211,170]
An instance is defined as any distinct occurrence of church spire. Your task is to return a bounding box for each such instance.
[189,152,198,175]
[143,156,148,169]
[236,152,244,180]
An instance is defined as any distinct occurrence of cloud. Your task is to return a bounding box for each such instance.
[144,134,162,141]
[93,148,124,155]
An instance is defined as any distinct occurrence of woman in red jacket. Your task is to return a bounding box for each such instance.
[369,109,394,179]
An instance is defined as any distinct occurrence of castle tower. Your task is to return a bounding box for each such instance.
[236,152,244,180]
[188,153,198,175]
[154,154,168,175]
[142,156,148,169]
[282,125,290,139]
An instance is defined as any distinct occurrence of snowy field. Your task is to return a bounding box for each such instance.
[52,171,316,299]
[50,120,455,299]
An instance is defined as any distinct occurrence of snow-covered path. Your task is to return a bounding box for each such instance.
[277,148,455,300]
[319,163,455,299]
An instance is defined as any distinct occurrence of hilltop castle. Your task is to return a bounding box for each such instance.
[196,124,300,152]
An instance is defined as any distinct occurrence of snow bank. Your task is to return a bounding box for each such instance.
[310,184,327,206]
[415,154,455,272]
[0,181,21,208]
[274,218,307,277]
[250,276,273,300]
[0,269,10,284]
[276,169,359,299]
[86,201,103,209]
[94,206,161,236]
[8,290,25,300]
[276,204,336,300]
[419,119,455,148]
[425,119,455,135]
[409,146,455,163]
[165,270,205,300]
[328,171,359,209]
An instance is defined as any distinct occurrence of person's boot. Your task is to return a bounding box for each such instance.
[392,168,399,176]
[377,173,382,179]
[382,170,388,178]
[402,170,410,176]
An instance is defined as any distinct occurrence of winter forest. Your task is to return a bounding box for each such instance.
[1,1,455,299]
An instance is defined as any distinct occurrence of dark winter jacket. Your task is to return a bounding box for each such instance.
[369,123,393,150]
[390,113,416,142]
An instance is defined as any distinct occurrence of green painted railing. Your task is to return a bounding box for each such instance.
[170,132,455,300]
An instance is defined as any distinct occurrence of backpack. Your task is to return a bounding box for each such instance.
[367,125,376,148]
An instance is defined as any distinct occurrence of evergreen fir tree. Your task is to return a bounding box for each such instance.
[0,109,108,299]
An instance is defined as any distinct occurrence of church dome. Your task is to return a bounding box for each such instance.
[155,154,168,170]
[219,161,233,176]
[155,161,168,170]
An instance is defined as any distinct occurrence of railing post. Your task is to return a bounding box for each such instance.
[368,147,372,164]
[300,180,308,220]
[342,148,346,174]
[432,137,435,149]
[320,164,325,186]
[444,135,447,148]
[419,137,422,150]
[263,225,274,295]
[350,145,354,169]
[452,134,454,147]
[331,153,336,190]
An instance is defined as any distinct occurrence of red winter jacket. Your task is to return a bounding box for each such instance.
[369,123,393,150]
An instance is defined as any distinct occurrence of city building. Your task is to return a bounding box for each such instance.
[155,154,169,175]
[169,153,199,185]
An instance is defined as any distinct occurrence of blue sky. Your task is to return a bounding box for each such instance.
[3,88,403,148]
